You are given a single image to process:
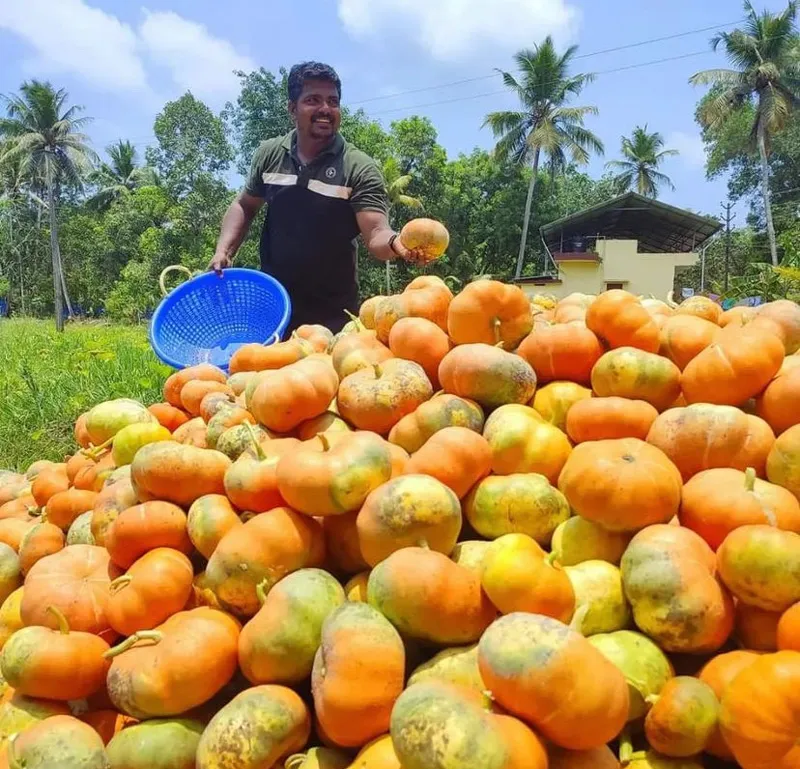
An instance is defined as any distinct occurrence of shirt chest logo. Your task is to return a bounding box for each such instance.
[325,167,336,180]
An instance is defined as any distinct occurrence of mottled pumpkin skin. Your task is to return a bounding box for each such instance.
[591,347,682,412]
[0,692,71,750]
[359,295,386,330]
[676,295,723,324]
[735,602,780,651]
[465,473,570,545]
[565,560,631,636]
[644,676,720,758]
[481,534,575,623]
[312,602,405,748]
[647,404,775,481]
[407,644,487,703]
[389,316,451,387]
[483,404,571,483]
[106,718,204,769]
[367,547,496,645]
[331,329,394,380]
[621,525,734,653]
[717,525,800,612]
[767,423,800,499]
[286,746,351,769]
[90,478,138,547]
[778,602,800,651]
[551,516,631,566]
[216,423,271,460]
[0,587,24,650]
[585,290,660,352]
[532,381,592,432]
[171,417,209,448]
[450,540,491,576]
[438,344,537,411]
[0,544,22,603]
[4,714,108,769]
[85,398,157,445]
[755,299,800,353]
[322,511,369,576]
[387,394,484,454]
[187,494,243,560]
[196,685,311,769]
[478,613,629,750]
[566,396,658,443]
[239,568,345,685]
[659,314,720,370]
[356,475,461,566]
[517,323,604,385]
[205,507,326,617]
[680,467,800,550]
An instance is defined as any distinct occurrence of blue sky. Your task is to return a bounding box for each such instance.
[0,0,788,219]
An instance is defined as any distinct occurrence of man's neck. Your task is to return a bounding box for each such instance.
[295,132,336,166]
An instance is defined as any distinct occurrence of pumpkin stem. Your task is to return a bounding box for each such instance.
[81,437,113,460]
[7,734,21,769]
[284,754,307,769]
[744,467,756,492]
[109,575,133,594]
[372,363,383,379]
[46,605,70,635]
[243,422,267,462]
[492,317,502,345]
[569,604,589,635]
[545,551,561,568]
[255,578,269,607]
[618,726,634,766]
[103,630,163,659]
[317,433,331,453]
[645,694,660,707]
[343,309,364,330]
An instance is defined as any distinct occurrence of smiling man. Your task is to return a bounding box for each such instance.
[211,61,420,334]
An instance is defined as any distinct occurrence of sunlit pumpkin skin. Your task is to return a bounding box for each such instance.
[343,735,401,769]
[547,744,620,769]
[74,412,92,449]
[753,299,800,353]
[337,359,433,435]
[21,545,120,641]
[0,496,37,524]
[465,473,569,545]
[717,525,800,611]
[249,356,340,433]
[517,323,604,385]
[198,391,237,424]
[565,560,630,636]
[0,546,20,612]
[387,393,484,454]
[312,601,405,748]
[111,422,174,466]
[44,488,98,532]
[73,451,117,493]
[106,607,240,719]
[25,460,62,482]
[387,317,450,389]
[0,588,23,651]
[331,328,394,382]
[295,411,352,442]
[592,348,681,413]
[446,279,533,350]
[171,416,209,448]
[322,511,368,576]
[719,650,800,769]
[18,522,64,575]
[66,452,96,485]
[359,295,386,330]
[402,427,491,500]
[407,644,487,704]
[1,605,110,700]
[148,402,190,432]
[675,295,723,324]
[205,506,326,617]
[767,423,800,500]
[481,534,575,622]
[735,602,780,650]
[215,422,273,460]
[621,525,734,652]
[680,467,800,550]
[551,516,631,566]
[30,466,69,508]
[295,323,334,352]
[757,363,800,435]
[374,276,453,343]
[277,431,393,516]
[238,568,344,685]
[107,548,194,636]
[647,404,775,481]
[565,396,657,444]
[659,314,720,370]
[532,381,592,432]
[356,475,462,566]
[205,406,255,450]
[343,571,370,603]
[779,602,800,651]
[438,344,537,410]
[163,364,227,407]
[479,612,629,749]
[177,380,233,418]
[585,289,660,352]
[682,323,785,406]
[0,520,34,552]
[106,718,204,769]
[187,494,242,559]
[399,218,450,261]
[85,398,157,445]
[90,478,137,547]
[483,404,571,483]
[553,292,595,324]
[2,714,108,769]
[368,547,496,645]
[558,438,681,532]
[105,502,192,569]
[229,335,313,374]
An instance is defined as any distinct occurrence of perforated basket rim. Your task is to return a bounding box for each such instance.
[148,268,291,371]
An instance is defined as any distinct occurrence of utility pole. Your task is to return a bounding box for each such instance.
[721,201,736,292]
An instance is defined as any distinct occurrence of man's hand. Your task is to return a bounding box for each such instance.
[209,252,232,276]
[391,237,428,267]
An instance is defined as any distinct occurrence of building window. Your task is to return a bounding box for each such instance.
[606,282,625,290]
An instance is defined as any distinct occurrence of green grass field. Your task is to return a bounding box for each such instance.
[0,318,173,471]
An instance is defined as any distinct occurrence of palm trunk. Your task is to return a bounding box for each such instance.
[514,148,541,280]
[758,122,778,266]
[46,158,64,332]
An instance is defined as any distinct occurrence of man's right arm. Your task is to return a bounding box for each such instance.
[209,191,265,274]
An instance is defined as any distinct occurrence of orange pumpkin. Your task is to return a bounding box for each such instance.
[171,417,209,448]
[178,380,234,417]
[323,511,369,576]
[66,452,95,485]
[107,548,194,636]
[558,438,682,532]
[659,314,720,370]
[74,412,92,449]
[553,292,595,324]
[754,299,800,353]
[720,305,757,328]
[21,544,121,641]
[45,488,98,531]
[591,347,681,411]
[228,335,314,374]
[647,404,775,481]
[2,714,108,769]
[680,466,800,550]
[163,364,227,407]
[187,494,243,559]
[0,604,110,700]
[532,381,592,432]
[295,323,334,352]
[331,320,394,380]
[30,466,69,508]
[676,295,723,324]
[198,391,236,424]
[248,356,339,433]
[757,363,800,435]
[735,602,780,651]
[18,522,65,574]
[90,478,137,547]
[72,451,116,492]
[388,316,450,387]
[337,359,433,435]
[105,501,193,569]
[398,218,450,261]
[566,396,658,443]
[374,276,453,343]
[778,602,800,651]
[0,519,34,551]
[106,607,240,718]
[359,295,386,330]
[547,745,620,769]
[447,279,533,349]
[517,322,604,386]
[80,709,137,745]
[585,289,660,352]
[0,496,39,523]
[148,402,190,432]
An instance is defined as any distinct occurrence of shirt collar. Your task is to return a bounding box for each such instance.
[283,130,344,165]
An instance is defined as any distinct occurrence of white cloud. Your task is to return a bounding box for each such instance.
[0,0,147,90]
[667,131,707,169]
[337,0,578,60]
[138,10,256,103]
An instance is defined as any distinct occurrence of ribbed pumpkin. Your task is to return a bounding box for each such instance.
[659,314,720,370]
[18,522,64,575]
[517,323,604,385]
[171,416,208,448]
[551,516,631,566]
[163,364,227,407]
[148,402,191,432]
[553,292,595,323]
[566,396,658,443]
[374,276,453,343]
[45,488,98,531]
[90,477,137,547]
[675,295,723,324]
[331,320,393,379]
[754,298,800,353]
[359,295,386,330]
[388,316,451,387]
[179,380,234,417]
[187,494,243,559]
[585,289,660,352]
[757,362,800,435]
[229,334,314,374]
[532,381,592,432]
[591,347,681,411]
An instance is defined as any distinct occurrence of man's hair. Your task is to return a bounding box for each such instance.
[287,62,342,103]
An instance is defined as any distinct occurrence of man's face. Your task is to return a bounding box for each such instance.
[290,79,341,141]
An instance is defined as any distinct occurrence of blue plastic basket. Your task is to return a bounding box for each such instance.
[149,266,291,371]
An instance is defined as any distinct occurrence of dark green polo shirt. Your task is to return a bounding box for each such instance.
[245,130,388,333]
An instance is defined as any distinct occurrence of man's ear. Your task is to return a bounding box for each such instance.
[288,100,297,123]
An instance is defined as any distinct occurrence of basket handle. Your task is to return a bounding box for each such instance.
[265,331,281,345]
[159,265,194,297]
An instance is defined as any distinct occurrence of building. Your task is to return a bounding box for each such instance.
[516,192,721,300]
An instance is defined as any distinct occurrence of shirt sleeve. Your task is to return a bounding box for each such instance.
[350,161,389,215]
[244,144,267,198]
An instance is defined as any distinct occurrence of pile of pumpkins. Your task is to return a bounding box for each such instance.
[3,278,800,769]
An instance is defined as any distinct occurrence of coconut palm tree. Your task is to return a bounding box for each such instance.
[87,140,158,211]
[383,156,423,293]
[690,1,800,266]
[485,37,604,279]
[605,126,679,197]
[0,80,96,330]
